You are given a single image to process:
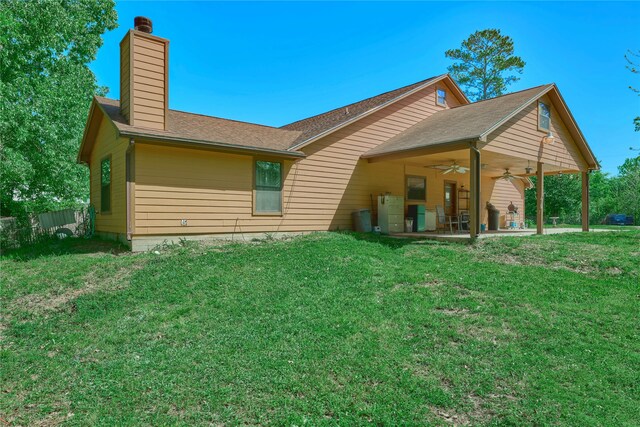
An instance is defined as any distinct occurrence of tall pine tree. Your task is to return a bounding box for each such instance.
[446,29,525,101]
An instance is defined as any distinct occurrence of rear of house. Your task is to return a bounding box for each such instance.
[78,19,598,251]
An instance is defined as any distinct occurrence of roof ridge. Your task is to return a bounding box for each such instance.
[281,74,444,129]
[451,84,552,109]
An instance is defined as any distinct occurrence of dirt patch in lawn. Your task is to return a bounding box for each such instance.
[11,261,147,315]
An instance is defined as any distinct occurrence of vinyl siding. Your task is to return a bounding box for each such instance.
[119,33,131,121]
[89,119,128,234]
[119,30,167,131]
[132,83,465,236]
[483,94,587,171]
[481,178,526,227]
[131,34,166,130]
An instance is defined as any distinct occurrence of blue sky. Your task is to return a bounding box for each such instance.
[91,1,640,175]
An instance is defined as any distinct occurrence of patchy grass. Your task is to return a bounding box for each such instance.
[1,231,639,426]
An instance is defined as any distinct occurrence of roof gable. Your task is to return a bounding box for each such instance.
[362,84,598,170]
[281,74,469,150]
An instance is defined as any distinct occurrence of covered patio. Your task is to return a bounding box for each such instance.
[360,84,599,238]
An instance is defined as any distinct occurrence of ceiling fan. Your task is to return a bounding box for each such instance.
[494,168,527,182]
[427,161,470,174]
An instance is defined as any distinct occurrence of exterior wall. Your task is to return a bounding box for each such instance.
[132,83,465,237]
[89,119,129,235]
[120,32,131,122]
[120,30,168,130]
[483,94,587,171]
[480,177,526,227]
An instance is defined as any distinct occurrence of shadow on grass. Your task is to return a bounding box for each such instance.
[1,236,130,261]
[339,230,448,250]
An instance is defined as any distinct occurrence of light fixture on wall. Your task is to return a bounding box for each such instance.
[542,131,555,145]
[525,160,533,175]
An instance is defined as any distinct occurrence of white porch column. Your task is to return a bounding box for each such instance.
[582,171,590,232]
[469,144,481,238]
[536,162,544,235]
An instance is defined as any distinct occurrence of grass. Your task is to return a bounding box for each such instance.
[1,231,639,426]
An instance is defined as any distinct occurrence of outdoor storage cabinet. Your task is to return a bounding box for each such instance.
[407,204,426,232]
[378,195,404,234]
[352,209,372,232]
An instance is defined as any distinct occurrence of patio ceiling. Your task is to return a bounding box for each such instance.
[391,149,580,177]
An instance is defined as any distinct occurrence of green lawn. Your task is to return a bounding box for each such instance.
[1,231,639,426]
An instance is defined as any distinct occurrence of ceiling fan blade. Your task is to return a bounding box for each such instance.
[427,165,450,170]
[442,169,453,174]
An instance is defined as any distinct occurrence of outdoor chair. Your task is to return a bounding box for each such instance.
[458,211,470,233]
[436,205,459,234]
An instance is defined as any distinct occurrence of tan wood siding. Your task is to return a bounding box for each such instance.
[483,94,587,171]
[119,30,168,130]
[481,178,526,227]
[89,119,128,234]
[132,84,462,236]
[119,33,131,122]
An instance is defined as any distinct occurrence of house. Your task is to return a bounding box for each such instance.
[78,18,599,251]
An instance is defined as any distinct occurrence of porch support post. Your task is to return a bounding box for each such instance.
[469,143,481,238]
[582,171,590,232]
[536,162,544,235]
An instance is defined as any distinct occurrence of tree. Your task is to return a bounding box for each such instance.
[617,155,640,224]
[445,29,525,101]
[0,0,117,220]
[625,49,639,132]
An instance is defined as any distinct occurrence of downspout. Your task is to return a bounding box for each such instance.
[126,138,135,241]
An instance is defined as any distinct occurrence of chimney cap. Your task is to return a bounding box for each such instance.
[134,16,153,33]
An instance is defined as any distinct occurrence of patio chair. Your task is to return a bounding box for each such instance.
[436,205,459,234]
[458,211,470,233]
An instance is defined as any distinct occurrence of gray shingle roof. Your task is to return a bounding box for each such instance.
[281,75,443,147]
[95,97,303,155]
[362,85,553,158]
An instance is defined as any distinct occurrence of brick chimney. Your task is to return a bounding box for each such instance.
[119,17,169,130]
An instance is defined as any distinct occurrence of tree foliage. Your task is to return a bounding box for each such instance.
[525,155,640,225]
[625,49,639,132]
[445,29,525,101]
[0,0,117,219]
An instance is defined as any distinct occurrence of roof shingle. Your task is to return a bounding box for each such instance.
[96,97,303,154]
[280,75,443,147]
[362,85,553,158]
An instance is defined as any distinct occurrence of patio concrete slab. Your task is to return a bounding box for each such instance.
[390,227,620,243]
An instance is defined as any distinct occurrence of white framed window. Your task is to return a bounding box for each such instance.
[253,160,282,215]
[436,88,447,106]
[538,101,551,131]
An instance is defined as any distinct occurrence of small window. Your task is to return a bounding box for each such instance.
[100,157,111,213]
[254,160,282,214]
[436,88,447,106]
[406,175,426,201]
[538,101,551,131]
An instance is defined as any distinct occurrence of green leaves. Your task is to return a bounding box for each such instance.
[0,0,117,218]
[445,29,525,101]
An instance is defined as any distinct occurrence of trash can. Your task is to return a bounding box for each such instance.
[404,218,414,233]
[352,209,372,232]
[487,202,500,231]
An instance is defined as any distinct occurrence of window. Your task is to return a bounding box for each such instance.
[100,157,111,213]
[406,175,426,201]
[436,88,447,106]
[254,160,282,214]
[538,101,551,131]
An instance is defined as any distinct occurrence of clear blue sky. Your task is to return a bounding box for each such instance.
[91,1,640,175]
